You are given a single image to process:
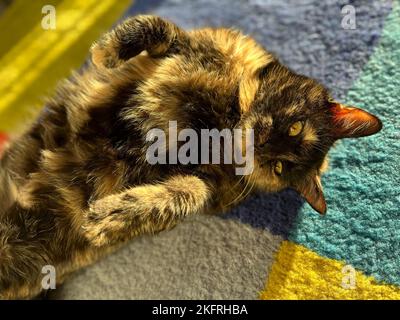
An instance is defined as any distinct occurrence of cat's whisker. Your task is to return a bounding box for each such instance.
[240,172,258,204]
[224,172,253,207]
[231,174,245,192]
[229,170,259,207]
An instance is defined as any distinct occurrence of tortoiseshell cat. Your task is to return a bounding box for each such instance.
[0,15,382,299]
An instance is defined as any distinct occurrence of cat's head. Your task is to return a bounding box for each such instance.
[240,61,382,214]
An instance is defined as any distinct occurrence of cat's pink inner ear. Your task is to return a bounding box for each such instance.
[330,102,382,138]
[294,175,326,215]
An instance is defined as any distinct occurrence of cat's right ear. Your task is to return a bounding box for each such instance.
[329,102,382,139]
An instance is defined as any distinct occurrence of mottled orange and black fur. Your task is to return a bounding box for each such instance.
[0,15,382,299]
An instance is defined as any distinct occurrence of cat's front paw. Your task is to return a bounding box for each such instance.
[90,39,121,69]
[82,197,132,247]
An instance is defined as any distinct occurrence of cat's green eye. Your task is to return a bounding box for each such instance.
[288,121,303,136]
[274,160,283,175]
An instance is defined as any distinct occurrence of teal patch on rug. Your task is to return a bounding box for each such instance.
[289,3,400,286]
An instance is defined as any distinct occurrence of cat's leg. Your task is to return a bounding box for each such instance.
[91,15,188,68]
[83,175,211,247]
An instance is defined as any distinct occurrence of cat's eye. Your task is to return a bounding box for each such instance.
[288,121,304,136]
[274,160,283,175]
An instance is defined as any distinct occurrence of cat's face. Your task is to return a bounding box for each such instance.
[240,62,382,214]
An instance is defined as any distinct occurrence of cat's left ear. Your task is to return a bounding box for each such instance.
[293,175,326,215]
[329,102,382,138]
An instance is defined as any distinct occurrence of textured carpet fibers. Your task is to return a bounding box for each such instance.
[0,0,131,132]
[0,0,399,299]
[261,242,400,300]
[51,216,282,300]
[289,3,400,287]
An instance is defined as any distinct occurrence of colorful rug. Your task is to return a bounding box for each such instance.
[1,0,399,299]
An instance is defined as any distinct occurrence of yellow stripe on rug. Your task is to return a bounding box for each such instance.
[0,0,131,132]
[0,0,63,59]
[260,241,400,300]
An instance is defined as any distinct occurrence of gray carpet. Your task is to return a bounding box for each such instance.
[52,216,281,299]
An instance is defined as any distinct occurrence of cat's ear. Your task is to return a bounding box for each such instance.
[329,102,382,139]
[293,175,326,215]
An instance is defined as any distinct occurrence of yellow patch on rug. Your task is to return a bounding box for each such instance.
[261,241,400,300]
[0,0,131,132]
